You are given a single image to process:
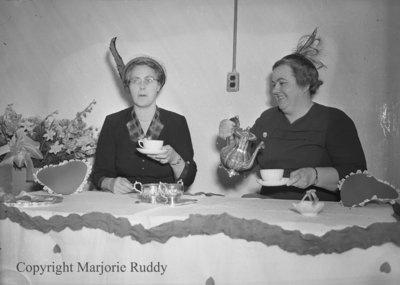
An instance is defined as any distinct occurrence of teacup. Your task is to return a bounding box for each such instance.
[260,169,284,182]
[138,139,163,151]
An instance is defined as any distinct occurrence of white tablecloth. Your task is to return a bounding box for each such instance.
[1,191,399,285]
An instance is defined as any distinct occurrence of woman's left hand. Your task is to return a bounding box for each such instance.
[147,145,180,165]
[286,167,317,189]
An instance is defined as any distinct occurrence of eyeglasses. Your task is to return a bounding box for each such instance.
[129,77,159,86]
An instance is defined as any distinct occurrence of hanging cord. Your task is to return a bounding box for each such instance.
[232,0,238,72]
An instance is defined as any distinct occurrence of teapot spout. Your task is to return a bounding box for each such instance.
[241,141,265,171]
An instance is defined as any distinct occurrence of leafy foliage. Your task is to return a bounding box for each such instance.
[0,100,98,167]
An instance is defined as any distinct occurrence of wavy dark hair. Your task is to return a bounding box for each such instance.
[273,54,323,96]
[272,28,325,96]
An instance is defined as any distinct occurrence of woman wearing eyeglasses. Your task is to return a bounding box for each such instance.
[92,56,197,194]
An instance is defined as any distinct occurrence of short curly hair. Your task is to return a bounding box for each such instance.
[272,54,323,96]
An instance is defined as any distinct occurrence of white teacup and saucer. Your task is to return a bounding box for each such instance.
[256,169,289,186]
[137,138,168,155]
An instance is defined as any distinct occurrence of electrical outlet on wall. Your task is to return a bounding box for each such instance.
[227,71,240,92]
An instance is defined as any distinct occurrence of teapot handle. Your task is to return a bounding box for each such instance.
[229,116,240,128]
[231,116,242,138]
[224,116,240,145]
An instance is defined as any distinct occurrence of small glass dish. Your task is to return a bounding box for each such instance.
[160,182,184,206]
[292,190,324,216]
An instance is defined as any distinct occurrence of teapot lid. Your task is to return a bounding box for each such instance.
[234,128,256,141]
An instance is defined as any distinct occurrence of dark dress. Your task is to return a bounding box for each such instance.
[250,103,367,201]
[91,107,197,190]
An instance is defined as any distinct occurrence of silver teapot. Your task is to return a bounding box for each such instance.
[220,117,265,177]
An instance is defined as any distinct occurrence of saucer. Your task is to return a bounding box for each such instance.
[137,148,168,155]
[256,178,289,186]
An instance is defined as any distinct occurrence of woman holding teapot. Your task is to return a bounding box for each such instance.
[219,29,366,201]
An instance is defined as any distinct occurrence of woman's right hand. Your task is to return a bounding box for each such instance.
[219,119,236,139]
[101,177,134,194]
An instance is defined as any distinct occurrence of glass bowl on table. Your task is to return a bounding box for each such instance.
[292,189,324,216]
[160,181,184,206]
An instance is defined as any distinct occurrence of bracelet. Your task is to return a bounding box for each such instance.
[170,157,183,166]
[312,167,319,186]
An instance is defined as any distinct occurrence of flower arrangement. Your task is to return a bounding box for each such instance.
[0,100,98,173]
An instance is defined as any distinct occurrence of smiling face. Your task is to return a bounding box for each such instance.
[271,64,310,116]
[126,65,161,109]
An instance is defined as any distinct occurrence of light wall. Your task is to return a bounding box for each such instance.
[1,0,399,195]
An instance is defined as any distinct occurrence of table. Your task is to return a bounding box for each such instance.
[1,191,399,285]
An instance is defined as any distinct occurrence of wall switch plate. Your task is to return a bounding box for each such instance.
[227,71,240,92]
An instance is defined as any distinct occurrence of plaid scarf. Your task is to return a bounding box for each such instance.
[126,107,164,143]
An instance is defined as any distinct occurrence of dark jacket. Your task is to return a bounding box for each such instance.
[92,107,197,189]
[251,103,366,201]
